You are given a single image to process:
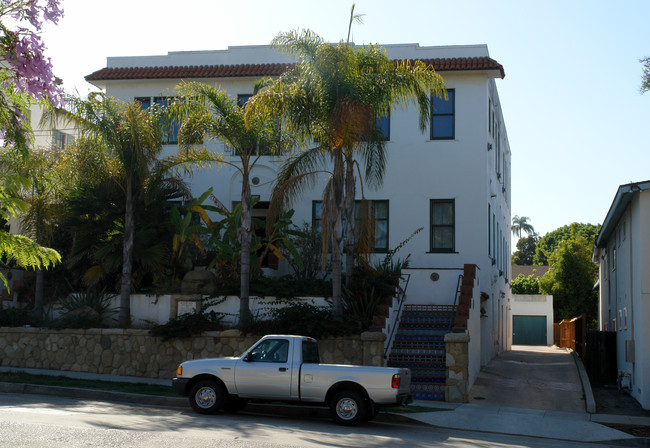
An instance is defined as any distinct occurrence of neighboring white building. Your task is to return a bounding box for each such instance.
[86,43,512,380]
[594,180,650,410]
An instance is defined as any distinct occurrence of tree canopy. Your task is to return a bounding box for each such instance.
[641,56,650,94]
[539,231,598,325]
[511,234,537,266]
[247,9,446,317]
[511,215,535,238]
[0,0,63,290]
[534,222,600,265]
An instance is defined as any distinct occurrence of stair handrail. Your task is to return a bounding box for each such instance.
[449,273,464,332]
[384,273,410,360]
[453,273,463,307]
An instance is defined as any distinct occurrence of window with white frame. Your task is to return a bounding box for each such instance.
[430,199,455,252]
[312,200,389,252]
[136,96,179,144]
[431,89,454,140]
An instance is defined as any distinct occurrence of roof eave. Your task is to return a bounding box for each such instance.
[595,180,650,248]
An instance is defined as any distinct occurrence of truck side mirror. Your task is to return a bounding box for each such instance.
[243,352,252,362]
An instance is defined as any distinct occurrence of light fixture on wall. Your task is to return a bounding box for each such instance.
[487,142,493,151]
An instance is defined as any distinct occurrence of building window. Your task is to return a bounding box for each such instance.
[237,94,253,107]
[488,204,491,257]
[312,200,388,252]
[52,130,69,150]
[136,97,179,144]
[431,89,455,140]
[376,110,390,141]
[430,199,455,252]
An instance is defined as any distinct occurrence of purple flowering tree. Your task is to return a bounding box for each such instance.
[0,0,64,151]
[0,0,64,316]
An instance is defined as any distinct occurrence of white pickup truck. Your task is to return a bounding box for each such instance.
[172,334,412,425]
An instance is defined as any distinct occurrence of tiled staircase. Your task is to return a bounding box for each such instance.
[384,264,477,401]
[387,304,456,400]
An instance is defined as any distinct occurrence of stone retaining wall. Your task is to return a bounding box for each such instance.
[445,332,470,402]
[0,327,385,379]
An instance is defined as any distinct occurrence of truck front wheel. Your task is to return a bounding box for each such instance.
[330,391,366,426]
[189,380,224,414]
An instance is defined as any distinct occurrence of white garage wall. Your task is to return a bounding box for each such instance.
[510,294,554,346]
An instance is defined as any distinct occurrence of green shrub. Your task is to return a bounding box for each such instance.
[0,307,39,327]
[511,274,540,295]
[47,288,116,329]
[150,308,225,341]
[241,302,355,337]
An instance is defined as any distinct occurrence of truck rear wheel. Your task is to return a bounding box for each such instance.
[189,380,224,414]
[330,391,366,426]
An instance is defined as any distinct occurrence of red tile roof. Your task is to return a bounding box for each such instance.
[85,57,504,82]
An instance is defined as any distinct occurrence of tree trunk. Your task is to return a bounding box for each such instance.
[118,179,134,328]
[344,158,356,288]
[32,268,44,321]
[239,169,252,327]
[331,155,345,319]
[331,213,344,318]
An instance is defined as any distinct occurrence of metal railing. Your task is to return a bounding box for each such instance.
[448,273,464,332]
[383,273,411,360]
[453,274,463,307]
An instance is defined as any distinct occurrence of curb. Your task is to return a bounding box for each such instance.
[572,350,597,414]
[0,382,187,408]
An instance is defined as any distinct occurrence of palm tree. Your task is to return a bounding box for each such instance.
[0,151,60,299]
[247,10,446,318]
[51,93,221,327]
[175,82,288,327]
[15,150,63,320]
[512,215,535,238]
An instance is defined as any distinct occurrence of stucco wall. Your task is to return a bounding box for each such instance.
[510,294,554,346]
[0,328,385,379]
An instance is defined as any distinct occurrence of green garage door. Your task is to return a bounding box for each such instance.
[513,315,547,345]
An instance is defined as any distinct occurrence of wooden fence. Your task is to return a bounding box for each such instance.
[554,314,585,358]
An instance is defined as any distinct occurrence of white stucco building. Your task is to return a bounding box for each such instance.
[594,180,650,409]
[86,43,512,387]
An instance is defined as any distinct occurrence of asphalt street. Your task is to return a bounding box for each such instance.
[0,392,623,448]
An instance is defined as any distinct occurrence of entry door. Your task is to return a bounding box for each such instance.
[513,315,547,345]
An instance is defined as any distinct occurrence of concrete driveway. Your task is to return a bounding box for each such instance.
[468,345,587,413]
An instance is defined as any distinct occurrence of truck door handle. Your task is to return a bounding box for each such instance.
[279,367,287,372]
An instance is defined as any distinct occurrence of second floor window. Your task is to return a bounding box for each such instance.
[136,96,179,145]
[431,89,455,140]
[430,199,455,252]
[312,199,389,253]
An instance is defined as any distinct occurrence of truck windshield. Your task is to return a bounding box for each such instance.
[302,341,320,364]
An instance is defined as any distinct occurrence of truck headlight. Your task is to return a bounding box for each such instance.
[176,365,183,376]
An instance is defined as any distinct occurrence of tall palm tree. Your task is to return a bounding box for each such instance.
[175,82,288,327]
[512,215,535,238]
[52,93,221,327]
[247,14,446,318]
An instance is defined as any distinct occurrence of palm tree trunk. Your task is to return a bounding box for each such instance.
[118,179,134,327]
[344,158,356,288]
[331,213,344,318]
[239,170,252,327]
[331,155,345,319]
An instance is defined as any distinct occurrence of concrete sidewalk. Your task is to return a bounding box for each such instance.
[401,345,649,443]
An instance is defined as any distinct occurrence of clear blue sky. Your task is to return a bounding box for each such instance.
[42,0,650,241]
